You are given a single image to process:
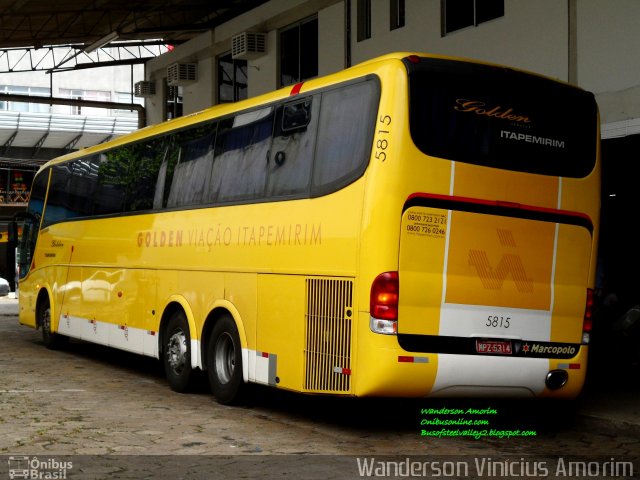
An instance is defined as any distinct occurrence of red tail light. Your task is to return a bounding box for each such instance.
[583,288,594,334]
[370,272,399,321]
[582,288,594,345]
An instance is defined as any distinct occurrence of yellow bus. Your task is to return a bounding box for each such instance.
[12,52,599,403]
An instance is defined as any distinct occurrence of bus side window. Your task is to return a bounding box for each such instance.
[43,162,94,226]
[266,95,319,197]
[211,107,273,203]
[312,80,378,194]
[153,144,170,210]
[42,157,100,226]
[125,138,169,212]
[155,137,181,209]
[164,127,216,208]
[67,157,98,216]
[93,153,127,215]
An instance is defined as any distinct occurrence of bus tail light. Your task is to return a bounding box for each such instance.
[370,271,399,335]
[582,288,594,344]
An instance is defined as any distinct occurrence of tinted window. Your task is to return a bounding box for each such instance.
[27,169,48,220]
[124,138,168,212]
[280,17,318,86]
[267,96,318,197]
[444,0,474,33]
[443,0,504,34]
[165,125,216,208]
[406,57,598,178]
[313,80,378,193]
[211,108,273,202]
[36,77,381,226]
[43,160,98,226]
[93,153,127,215]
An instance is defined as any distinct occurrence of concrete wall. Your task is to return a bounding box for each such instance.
[576,0,640,125]
[350,0,568,81]
[144,0,571,123]
[4,1,640,130]
[142,0,640,131]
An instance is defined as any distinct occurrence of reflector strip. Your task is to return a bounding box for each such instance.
[558,363,581,370]
[251,350,278,386]
[398,356,429,363]
[55,315,159,359]
[333,367,352,375]
[290,82,304,95]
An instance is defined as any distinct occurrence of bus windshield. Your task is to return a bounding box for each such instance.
[406,57,598,178]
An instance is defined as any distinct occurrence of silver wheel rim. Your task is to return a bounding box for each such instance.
[167,329,187,375]
[214,333,235,385]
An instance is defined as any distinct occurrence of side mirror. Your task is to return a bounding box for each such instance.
[8,212,30,246]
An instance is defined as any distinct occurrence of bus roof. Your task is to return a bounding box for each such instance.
[38,51,584,171]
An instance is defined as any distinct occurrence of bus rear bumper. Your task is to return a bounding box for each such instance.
[353,324,587,399]
[427,352,585,399]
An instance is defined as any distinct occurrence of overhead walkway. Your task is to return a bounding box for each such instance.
[0,110,138,154]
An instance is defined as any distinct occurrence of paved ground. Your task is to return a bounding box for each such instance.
[1,295,639,479]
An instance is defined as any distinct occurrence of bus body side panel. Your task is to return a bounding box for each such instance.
[354,310,438,397]
[352,61,445,397]
[252,183,363,394]
[17,272,39,328]
[18,225,75,330]
[256,274,306,391]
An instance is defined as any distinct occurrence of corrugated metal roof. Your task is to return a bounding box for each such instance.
[0,110,137,153]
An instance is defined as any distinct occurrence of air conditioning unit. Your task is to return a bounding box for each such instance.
[167,63,197,86]
[231,32,266,60]
[134,80,156,98]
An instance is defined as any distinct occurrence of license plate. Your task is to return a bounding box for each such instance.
[476,339,512,355]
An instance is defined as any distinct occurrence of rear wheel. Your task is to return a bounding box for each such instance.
[39,298,68,350]
[163,310,195,392]
[207,314,246,405]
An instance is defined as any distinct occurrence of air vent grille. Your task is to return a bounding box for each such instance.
[304,277,353,393]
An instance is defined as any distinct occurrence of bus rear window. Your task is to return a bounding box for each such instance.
[406,57,598,178]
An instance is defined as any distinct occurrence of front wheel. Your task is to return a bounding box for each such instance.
[163,310,195,392]
[39,299,68,350]
[207,314,246,405]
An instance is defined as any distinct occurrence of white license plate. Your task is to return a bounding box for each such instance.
[476,339,512,355]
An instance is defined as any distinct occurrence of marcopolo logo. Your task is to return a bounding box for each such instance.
[521,342,578,357]
[7,456,72,479]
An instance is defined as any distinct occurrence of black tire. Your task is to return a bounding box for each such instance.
[39,298,68,350]
[163,310,195,392]
[207,314,246,405]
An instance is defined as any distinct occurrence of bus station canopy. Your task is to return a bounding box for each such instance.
[0,1,265,51]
